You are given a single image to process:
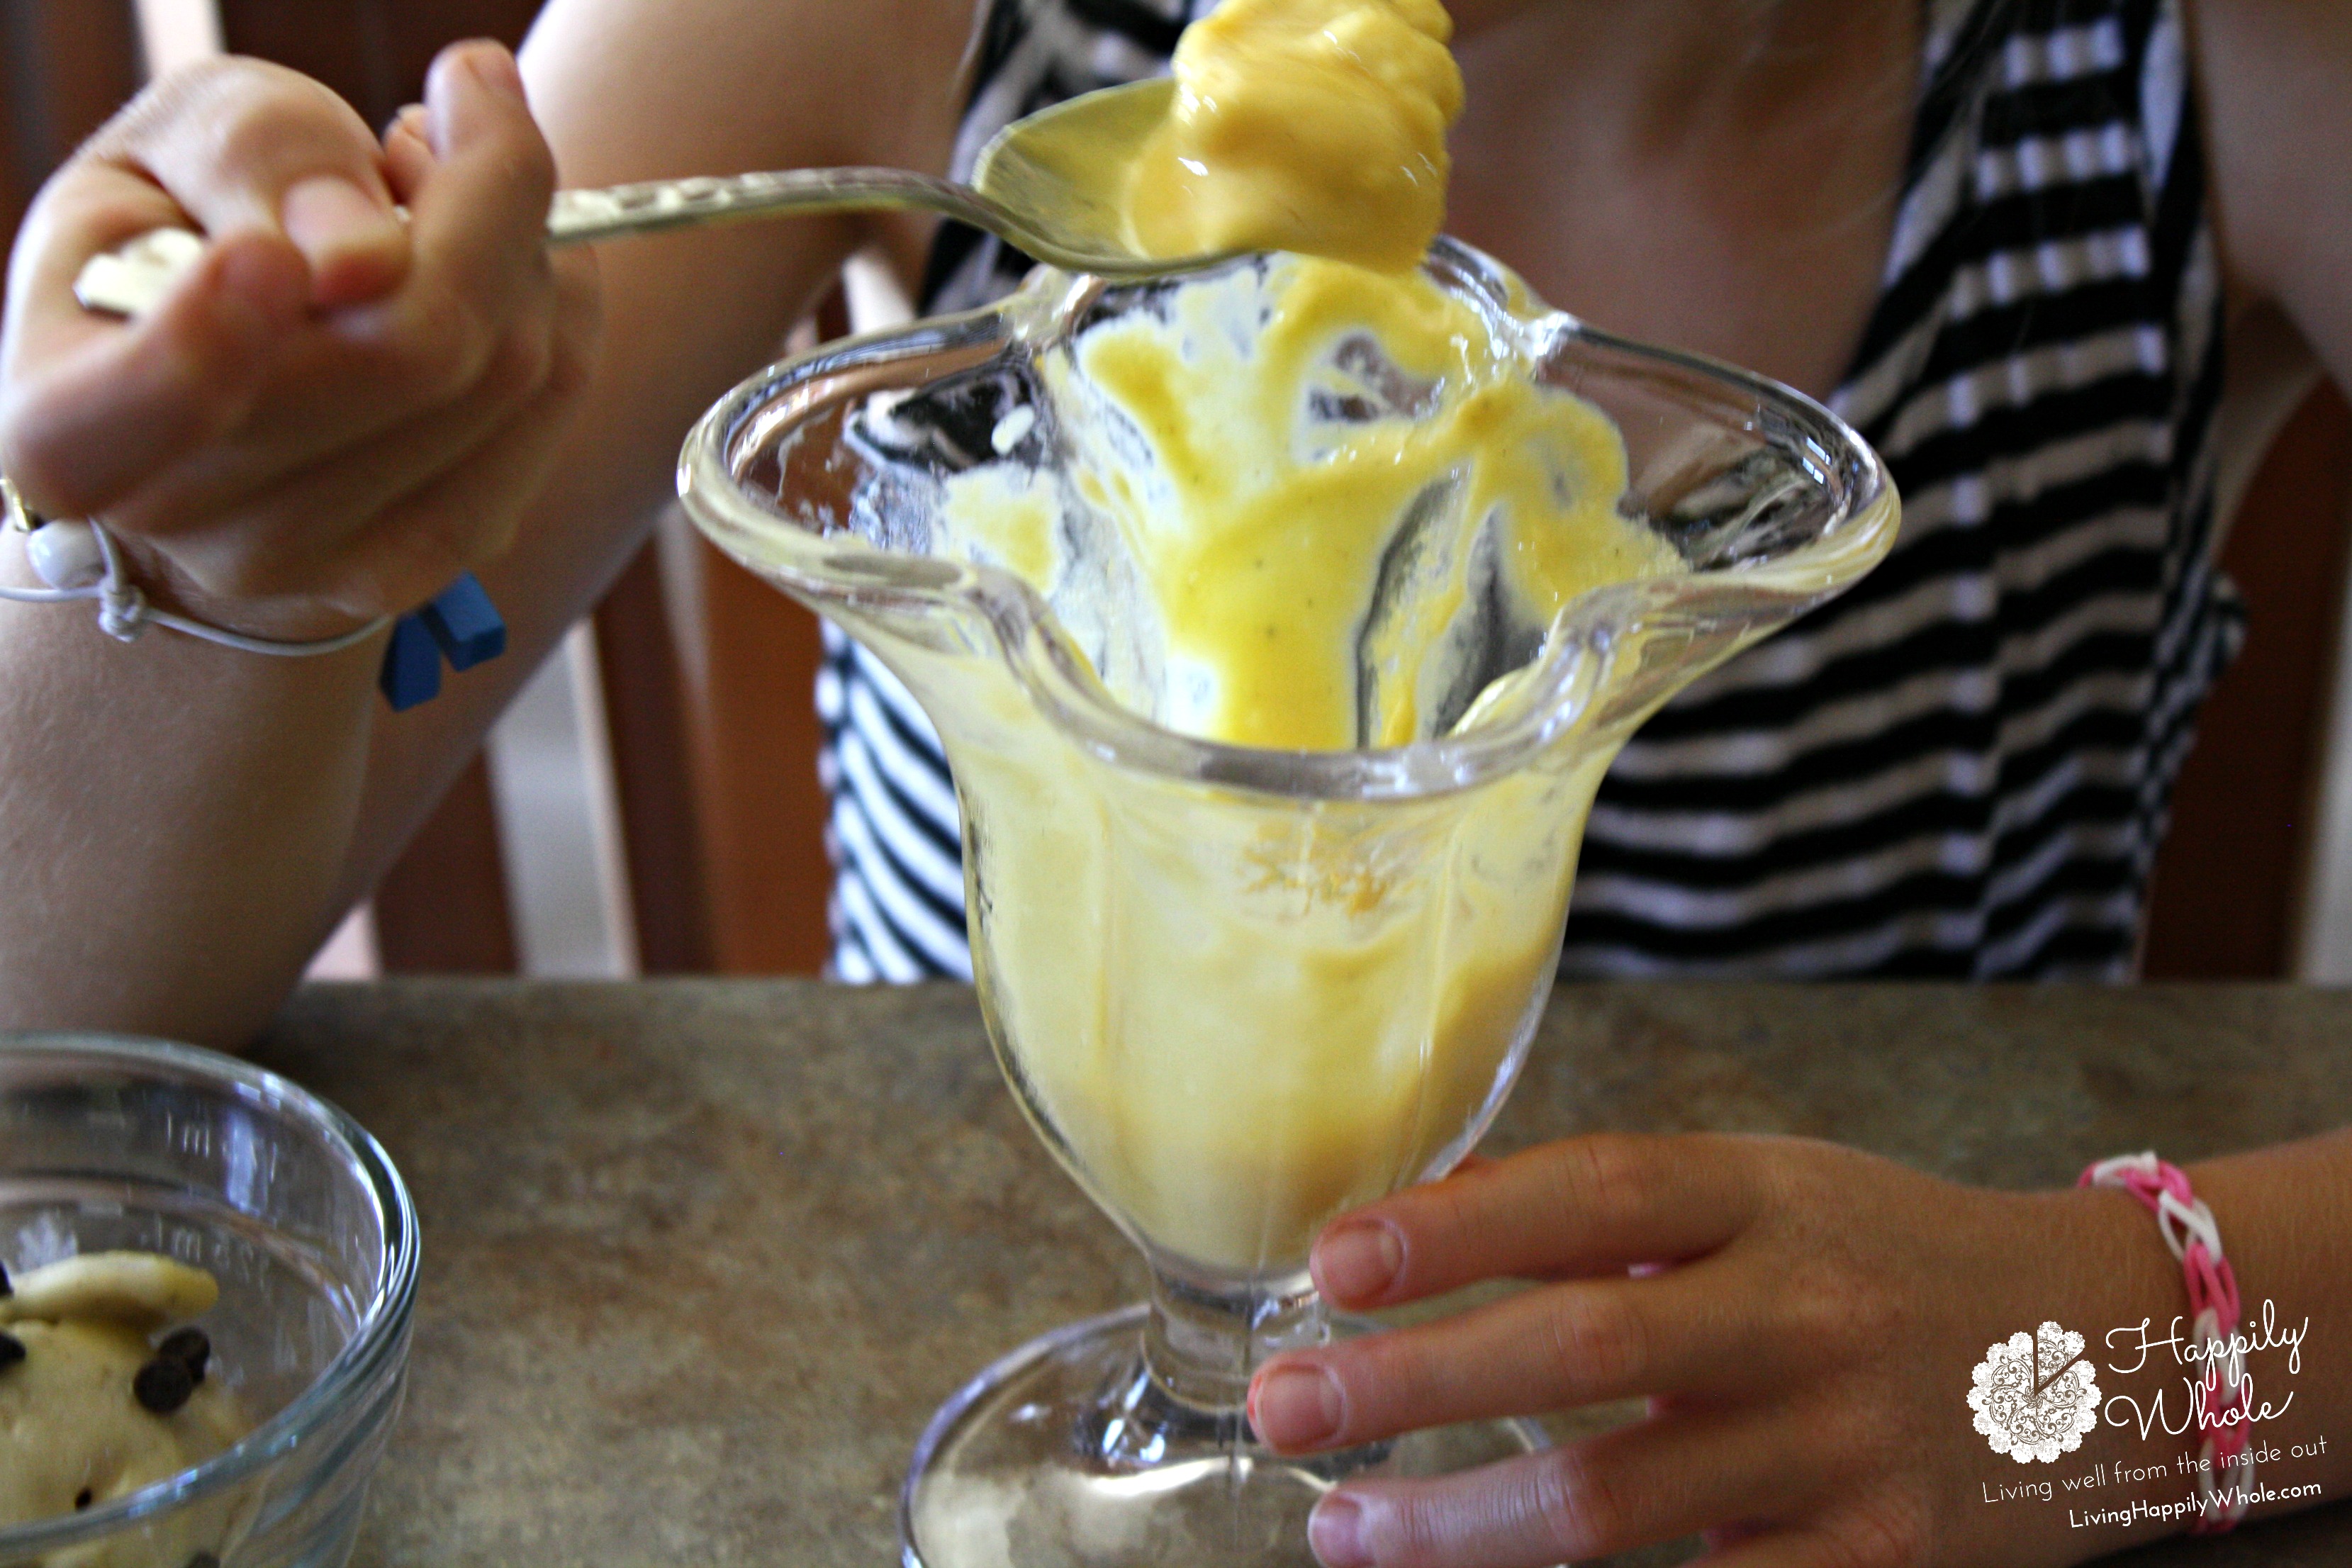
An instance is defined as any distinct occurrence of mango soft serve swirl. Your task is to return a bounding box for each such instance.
[844,0,1679,1270]
[948,255,1674,751]
[926,253,1667,1269]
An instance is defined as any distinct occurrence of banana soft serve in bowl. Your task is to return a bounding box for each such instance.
[0,1036,416,1568]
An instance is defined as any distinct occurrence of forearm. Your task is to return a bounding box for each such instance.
[0,583,380,1046]
[0,0,973,1043]
[2187,1131,2352,1507]
[2017,1130,2352,1555]
[0,45,587,1045]
[325,0,976,905]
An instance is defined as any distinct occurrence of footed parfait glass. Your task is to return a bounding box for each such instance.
[678,240,1898,1568]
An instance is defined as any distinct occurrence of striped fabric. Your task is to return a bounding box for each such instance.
[819,0,2236,984]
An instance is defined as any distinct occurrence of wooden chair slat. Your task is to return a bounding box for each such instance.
[593,539,719,973]
[1,1,143,274]
[373,751,520,972]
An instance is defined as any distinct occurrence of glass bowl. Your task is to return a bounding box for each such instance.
[0,1034,418,1568]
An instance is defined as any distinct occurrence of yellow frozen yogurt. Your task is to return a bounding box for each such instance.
[911,256,1675,1271]
[1124,0,1465,272]
[829,0,1671,1273]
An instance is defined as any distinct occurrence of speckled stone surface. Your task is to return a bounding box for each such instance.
[252,981,2352,1567]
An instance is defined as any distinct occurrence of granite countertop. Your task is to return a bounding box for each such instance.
[252,980,2352,1566]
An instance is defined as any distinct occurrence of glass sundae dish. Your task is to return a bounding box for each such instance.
[677,239,1898,1567]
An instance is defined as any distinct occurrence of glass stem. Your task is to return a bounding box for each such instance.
[1143,1265,1328,1416]
[1082,1263,1391,1478]
[1085,1265,1328,1467]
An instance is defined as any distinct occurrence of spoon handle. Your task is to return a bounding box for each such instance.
[73,169,1053,319]
[547,167,986,246]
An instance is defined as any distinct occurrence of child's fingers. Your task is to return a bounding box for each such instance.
[338,44,554,385]
[115,286,549,553]
[91,57,410,307]
[0,53,411,516]
[1300,1406,1817,1568]
[383,104,437,203]
[1308,1133,1765,1311]
[1250,1256,1797,1455]
[150,46,579,519]
[0,218,305,519]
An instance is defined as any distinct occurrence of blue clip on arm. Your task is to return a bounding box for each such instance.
[379,573,505,712]
[418,572,507,671]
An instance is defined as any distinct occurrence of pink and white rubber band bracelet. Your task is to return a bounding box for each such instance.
[2079,1152,2251,1534]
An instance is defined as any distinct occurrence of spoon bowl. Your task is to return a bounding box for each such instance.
[970,77,1209,269]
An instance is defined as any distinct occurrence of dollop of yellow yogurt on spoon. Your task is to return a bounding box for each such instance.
[1124,0,1465,273]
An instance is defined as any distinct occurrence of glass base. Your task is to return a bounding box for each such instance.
[901,1304,1545,1568]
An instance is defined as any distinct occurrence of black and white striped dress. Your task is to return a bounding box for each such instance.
[817,0,2235,983]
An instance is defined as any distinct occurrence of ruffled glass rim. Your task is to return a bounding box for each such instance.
[680,239,1899,802]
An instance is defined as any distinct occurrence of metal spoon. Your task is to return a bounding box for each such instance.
[77,78,1224,319]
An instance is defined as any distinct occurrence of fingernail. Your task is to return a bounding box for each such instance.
[1309,1494,1372,1568]
[386,103,429,142]
[1316,1221,1402,1303]
[1253,1364,1343,1448]
[281,175,402,266]
[465,44,525,101]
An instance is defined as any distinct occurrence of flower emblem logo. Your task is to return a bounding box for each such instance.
[1968,1321,2101,1463]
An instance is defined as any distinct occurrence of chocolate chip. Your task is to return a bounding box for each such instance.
[133,1355,194,1414]
[0,1333,23,1372]
[157,1327,211,1384]
[74,1489,91,1511]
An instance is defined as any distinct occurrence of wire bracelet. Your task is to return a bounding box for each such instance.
[4,474,503,710]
